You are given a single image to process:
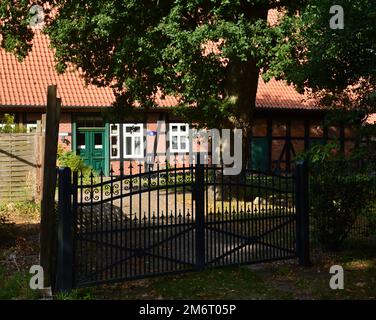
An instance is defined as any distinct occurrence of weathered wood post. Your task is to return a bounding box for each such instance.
[39,85,61,287]
[34,120,43,202]
[56,167,74,292]
[295,160,311,266]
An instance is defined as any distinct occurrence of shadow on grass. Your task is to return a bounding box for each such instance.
[54,238,376,300]
[56,266,294,300]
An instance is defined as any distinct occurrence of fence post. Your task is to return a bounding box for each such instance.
[195,156,205,271]
[56,167,74,292]
[295,160,311,266]
[40,86,61,287]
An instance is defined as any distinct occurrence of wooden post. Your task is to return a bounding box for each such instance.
[34,120,43,202]
[40,85,61,288]
[56,167,73,292]
[39,115,46,197]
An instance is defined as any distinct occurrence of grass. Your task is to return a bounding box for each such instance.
[0,201,41,300]
[267,240,376,300]
[150,267,293,300]
[55,289,94,300]
[55,267,293,300]
[0,267,41,300]
[54,240,376,300]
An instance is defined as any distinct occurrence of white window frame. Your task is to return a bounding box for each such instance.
[169,123,190,153]
[110,124,120,159]
[123,123,144,159]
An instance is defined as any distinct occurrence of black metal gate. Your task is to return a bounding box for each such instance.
[55,161,309,291]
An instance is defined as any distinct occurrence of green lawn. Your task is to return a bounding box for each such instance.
[0,267,41,300]
[57,240,376,300]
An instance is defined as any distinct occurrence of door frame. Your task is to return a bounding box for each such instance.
[72,118,110,176]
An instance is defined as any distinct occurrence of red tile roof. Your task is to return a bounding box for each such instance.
[257,78,316,109]
[0,32,115,108]
[0,10,317,111]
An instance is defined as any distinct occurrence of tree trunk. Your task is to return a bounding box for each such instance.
[224,2,268,169]
[224,58,260,170]
[213,5,268,202]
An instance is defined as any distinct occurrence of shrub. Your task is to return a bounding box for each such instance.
[57,145,85,171]
[57,148,90,173]
[300,142,376,251]
[360,197,376,237]
[0,114,27,133]
[310,170,375,251]
[57,147,97,184]
[58,151,85,171]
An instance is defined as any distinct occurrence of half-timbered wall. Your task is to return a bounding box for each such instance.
[251,114,356,172]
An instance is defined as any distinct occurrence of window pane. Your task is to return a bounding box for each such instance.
[180,125,187,132]
[125,137,132,155]
[126,125,141,134]
[111,136,118,157]
[76,119,87,128]
[134,137,141,155]
[172,136,178,150]
[111,125,118,135]
[171,125,178,132]
[77,133,85,148]
[94,133,103,149]
[94,119,104,127]
[76,117,104,128]
[94,133,102,146]
[111,147,118,158]
[180,136,187,150]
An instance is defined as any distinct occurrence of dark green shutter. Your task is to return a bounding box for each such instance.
[250,137,269,171]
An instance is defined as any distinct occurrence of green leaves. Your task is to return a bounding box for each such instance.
[0,0,34,60]
[0,1,290,126]
[2,1,375,126]
[0,113,27,133]
[272,0,376,109]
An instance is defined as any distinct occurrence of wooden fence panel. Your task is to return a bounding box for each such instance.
[0,133,42,202]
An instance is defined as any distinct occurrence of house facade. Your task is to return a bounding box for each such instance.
[0,31,362,176]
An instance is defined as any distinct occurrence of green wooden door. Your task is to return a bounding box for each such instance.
[76,129,106,172]
[250,137,269,171]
